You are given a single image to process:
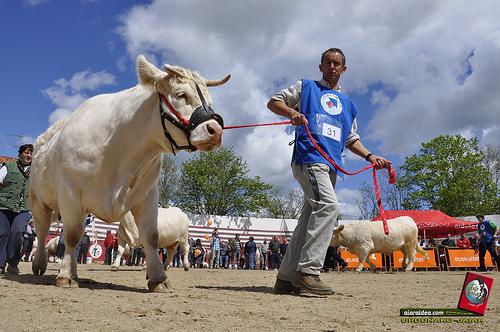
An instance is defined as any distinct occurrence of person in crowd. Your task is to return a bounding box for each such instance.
[267,48,390,295]
[22,220,36,262]
[457,234,470,249]
[0,144,33,274]
[78,231,91,264]
[112,231,119,262]
[260,238,269,270]
[469,234,479,251]
[441,234,456,248]
[132,246,145,266]
[322,245,347,272]
[426,238,438,251]
[244,236,257,270]
[269,236,281,271]
[229,234,241,269]
[418,235,426,248]
[476,214,500,272]
[55,228,65,262]
[193,239,205,268]
[188,237,195,268]
[210,228,221,269]
[220,240,230,269]
[172,245,182,268]
[279,238,288,259]
[103,230,114,265]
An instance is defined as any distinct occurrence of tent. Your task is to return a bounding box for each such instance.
[372,210,478,239]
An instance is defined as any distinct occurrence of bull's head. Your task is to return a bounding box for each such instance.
[330,224,345,246]
[136,55,230,152]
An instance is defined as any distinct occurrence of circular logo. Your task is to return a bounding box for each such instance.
[465,278,488,305]
[89,243,103,259]
[320,93,342,115]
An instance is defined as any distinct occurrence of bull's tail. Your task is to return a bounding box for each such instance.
[416,244,429,260]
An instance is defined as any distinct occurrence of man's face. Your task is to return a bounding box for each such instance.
[19,149,33,165]
[319,51,346,83]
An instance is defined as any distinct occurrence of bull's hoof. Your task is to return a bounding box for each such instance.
[56,277,79,288]
[110,265,119,271]
[32,262,47,276]
[183,266,189,272]
[147,280,173,293]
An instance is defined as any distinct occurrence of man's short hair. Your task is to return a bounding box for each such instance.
[476,214,485,219]
[18,143,34,155]
[321,48,346,65]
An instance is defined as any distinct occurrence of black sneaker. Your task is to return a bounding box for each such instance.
[0,266,5,275]
[273,278,301,294]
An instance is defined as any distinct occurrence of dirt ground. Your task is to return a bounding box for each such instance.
[0,262,498,332]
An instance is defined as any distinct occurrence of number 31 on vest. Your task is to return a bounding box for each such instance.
[322,123,341,142]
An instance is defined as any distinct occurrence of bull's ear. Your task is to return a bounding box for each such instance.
[136,55,165,89]
[163,64,184,78]
[336,225,345,238]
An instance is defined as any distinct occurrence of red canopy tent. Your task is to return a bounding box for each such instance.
[371,210,478,239]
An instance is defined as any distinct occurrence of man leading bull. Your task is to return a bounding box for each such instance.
[267,48,390,295]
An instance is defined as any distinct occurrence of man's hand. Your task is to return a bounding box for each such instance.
[290,110,308,126]
[367,154,391,169]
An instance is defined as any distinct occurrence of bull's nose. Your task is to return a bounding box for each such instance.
[206,122,222,137]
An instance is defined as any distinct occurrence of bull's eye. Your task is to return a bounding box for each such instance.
[176,92,186,99]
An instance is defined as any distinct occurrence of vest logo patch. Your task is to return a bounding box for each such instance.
[320,93,342,115]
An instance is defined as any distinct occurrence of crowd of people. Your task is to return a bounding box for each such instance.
[186,230,290,271]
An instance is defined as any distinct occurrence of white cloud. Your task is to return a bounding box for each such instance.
[337,188,362,219]
[43,70,116,124]
[23,0,50,8]
[115,0,500,216]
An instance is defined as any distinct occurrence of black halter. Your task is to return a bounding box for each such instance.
[159,83,224,153]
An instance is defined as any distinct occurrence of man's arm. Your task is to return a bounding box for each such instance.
[267,99,307,126]
[267,80,307,126]
[347,139,391,169]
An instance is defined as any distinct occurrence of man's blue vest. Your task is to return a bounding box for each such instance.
[293,79,357,175]
[478,220,496,244]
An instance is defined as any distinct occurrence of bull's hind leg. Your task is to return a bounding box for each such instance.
[181,234,190,271]
[31,198,51,276]
[403,244,416,272]
[55,207,84,288]
[164,245,176,270]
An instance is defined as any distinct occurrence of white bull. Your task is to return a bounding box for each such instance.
[331,217,428,272]
[29,55,229,292]
[111,207,190,271]
[45,236,59,262]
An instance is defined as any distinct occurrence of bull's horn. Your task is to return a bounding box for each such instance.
[206,74,231,87]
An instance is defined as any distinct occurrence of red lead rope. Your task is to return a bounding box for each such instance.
[225,120,396,235]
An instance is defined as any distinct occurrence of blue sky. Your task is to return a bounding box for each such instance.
[1,0,500,218]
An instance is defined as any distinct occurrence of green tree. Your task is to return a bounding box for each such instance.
[175,147,272,216]
[266,187,303,219]
[357,169,410,219]
[158,154,179,207]
[398,134,498,216]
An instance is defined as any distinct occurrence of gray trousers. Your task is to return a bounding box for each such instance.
[0,210,32,268]
[278,163,338,281]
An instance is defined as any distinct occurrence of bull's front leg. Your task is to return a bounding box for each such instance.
[55,211,84,288]
[356,251,368,272]
[366,255,377,273]
[132,198,171,293]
